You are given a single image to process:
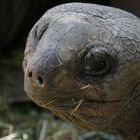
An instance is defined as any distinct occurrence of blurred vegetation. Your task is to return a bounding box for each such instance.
[0,102,123,140]
[0,39,29,103]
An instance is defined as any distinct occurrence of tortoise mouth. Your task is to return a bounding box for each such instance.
[42,96,122,106]
[42,97,101,107]
[41,96,122,115]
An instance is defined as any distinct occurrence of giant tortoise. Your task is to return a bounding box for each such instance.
[23,3,140,140]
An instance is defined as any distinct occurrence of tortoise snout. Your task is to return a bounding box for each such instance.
[24,62,51,106]
[24,51,62,92]
[27,70,44,87]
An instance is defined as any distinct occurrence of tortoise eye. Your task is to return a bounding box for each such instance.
[80,47,116,82]
[84,51,111,76]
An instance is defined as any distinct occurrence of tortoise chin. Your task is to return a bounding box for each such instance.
[43,95,128,133]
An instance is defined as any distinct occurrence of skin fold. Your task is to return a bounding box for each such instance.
[23,3,140,140]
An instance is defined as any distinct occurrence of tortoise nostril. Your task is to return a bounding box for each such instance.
[28,72,32,78]
[27,70,44,87]
[37,76,44,86]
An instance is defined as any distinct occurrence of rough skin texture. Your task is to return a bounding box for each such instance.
[23,3,140,140]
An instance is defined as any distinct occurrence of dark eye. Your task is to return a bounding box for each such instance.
[80,48,116,82]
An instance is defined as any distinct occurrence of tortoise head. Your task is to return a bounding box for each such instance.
[23,3,140,138]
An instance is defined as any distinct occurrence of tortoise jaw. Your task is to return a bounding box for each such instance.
[41,95,123,108]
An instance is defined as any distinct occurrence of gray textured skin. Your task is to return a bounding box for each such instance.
[23,3,140,140]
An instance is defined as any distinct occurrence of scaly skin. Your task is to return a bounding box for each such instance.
[23,3,140,140]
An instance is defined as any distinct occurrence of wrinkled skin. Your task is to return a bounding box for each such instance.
[23,3,140,140]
